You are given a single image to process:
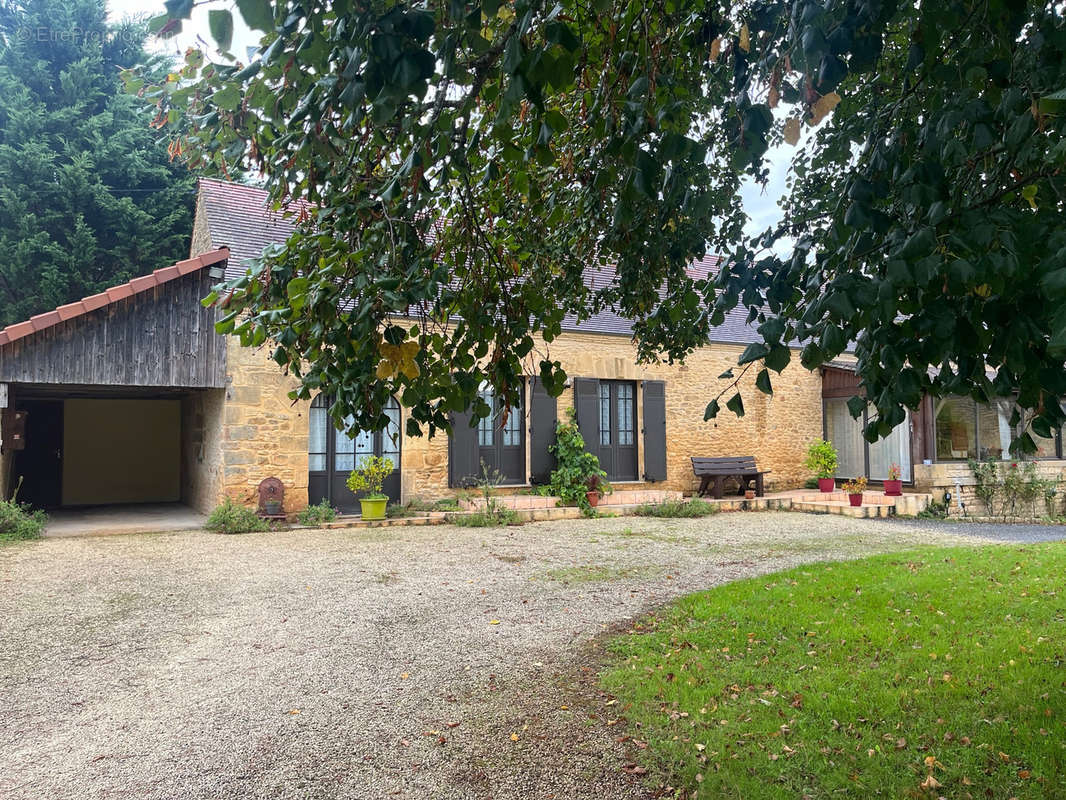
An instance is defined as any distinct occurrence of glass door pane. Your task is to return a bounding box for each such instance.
[825,398,865,479]
[869,410,911,481]
[381,400,401,469]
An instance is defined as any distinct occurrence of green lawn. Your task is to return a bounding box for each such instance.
[601,544,1066,799]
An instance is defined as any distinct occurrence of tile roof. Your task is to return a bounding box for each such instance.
[0,248,230,347]
[197,178,764,346]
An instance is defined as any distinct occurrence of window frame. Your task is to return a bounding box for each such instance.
[932,396,1064,462]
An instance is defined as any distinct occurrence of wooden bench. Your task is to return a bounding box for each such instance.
[691,456,771,499]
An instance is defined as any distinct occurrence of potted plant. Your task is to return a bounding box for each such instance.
[884,463,903,496]
[842,476,867,506]
[346,455,393,520]
[585,473,611,508]
[805,440,839,493]
[744,481,756,500]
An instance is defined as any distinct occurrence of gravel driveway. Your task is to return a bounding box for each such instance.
[0,512,999,799]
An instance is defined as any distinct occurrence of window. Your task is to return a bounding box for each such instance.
[381,401,401,469]
[823,398,912,482]
[598,384,611,445]
[308,395,329,472]
[501,406,521,447]
[933,396,1063,462]
[977,399,1013,460]
[868,412,912,482]
[824,398,865,478]
[935,397,977,461]
[617,383,635,445]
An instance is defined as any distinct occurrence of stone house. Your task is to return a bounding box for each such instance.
[0,178,1058,516]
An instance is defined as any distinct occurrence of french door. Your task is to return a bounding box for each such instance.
[476,384,525,484]
[596,380,639,481]
[308,395,401,513]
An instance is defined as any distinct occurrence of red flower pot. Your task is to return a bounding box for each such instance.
[586,490,601,508]
[848,493,863,507]
[818,478,835,493]
[883,479,902,497]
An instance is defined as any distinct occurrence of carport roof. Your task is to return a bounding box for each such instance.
[0,248,230,347]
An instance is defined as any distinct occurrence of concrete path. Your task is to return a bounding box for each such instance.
[44,503,206,537]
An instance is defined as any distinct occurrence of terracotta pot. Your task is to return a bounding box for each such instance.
[818,478,835,493]
[586,490,601,508]
[744,490,756,500]
[883,479,903,496]
[848,493,863,507]
[360,497,387,520]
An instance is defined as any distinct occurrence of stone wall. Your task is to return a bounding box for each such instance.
[180,389,226,513]
[219,337,310,512]
[402,331,823,502]
[914,459,1066,517]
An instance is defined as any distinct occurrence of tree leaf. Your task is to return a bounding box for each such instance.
[208,9,233,50]
[235,0,274,31]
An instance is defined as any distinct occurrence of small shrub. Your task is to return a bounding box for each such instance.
[346,455,392,498]
[297,500,337,527]
[804,439,839,479]
[803,477,820,489]
[917,499,949,519]
[633,498,718,518]
[448,507,522,527]
[0,480,47,542]
[206,498,269,534]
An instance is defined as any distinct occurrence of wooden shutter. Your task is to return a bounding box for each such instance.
[643,380,667,481]
[573,378,601,454]
[529,378,558,485]
[448,409,479,488]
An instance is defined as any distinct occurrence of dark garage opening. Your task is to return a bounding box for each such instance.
[10,389,185,510]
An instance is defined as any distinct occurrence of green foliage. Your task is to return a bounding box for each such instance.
[802,477,820,490]
[345,455,393,499]
[916,499,949,520]
[0,0,195,326]
[206,498,269,534]
[387,496,460,517]
[0,479,47,541]
[549,410,607,514]
[633,499,717,518]
[804,440,839,479]
[447,506,522,528]
[968,459,1055,520]
[296,499,337,526]
[143,1,1066,449]
[602,545,1066,798]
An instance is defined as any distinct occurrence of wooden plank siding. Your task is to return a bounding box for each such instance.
[0,270,225,388]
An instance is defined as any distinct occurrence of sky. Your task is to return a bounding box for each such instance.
[107,0,794,244]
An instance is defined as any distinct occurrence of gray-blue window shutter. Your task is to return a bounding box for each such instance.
[529,378,557,484]
[448,410,479,488]
[573,378,601,454]
[643,380,667,481]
